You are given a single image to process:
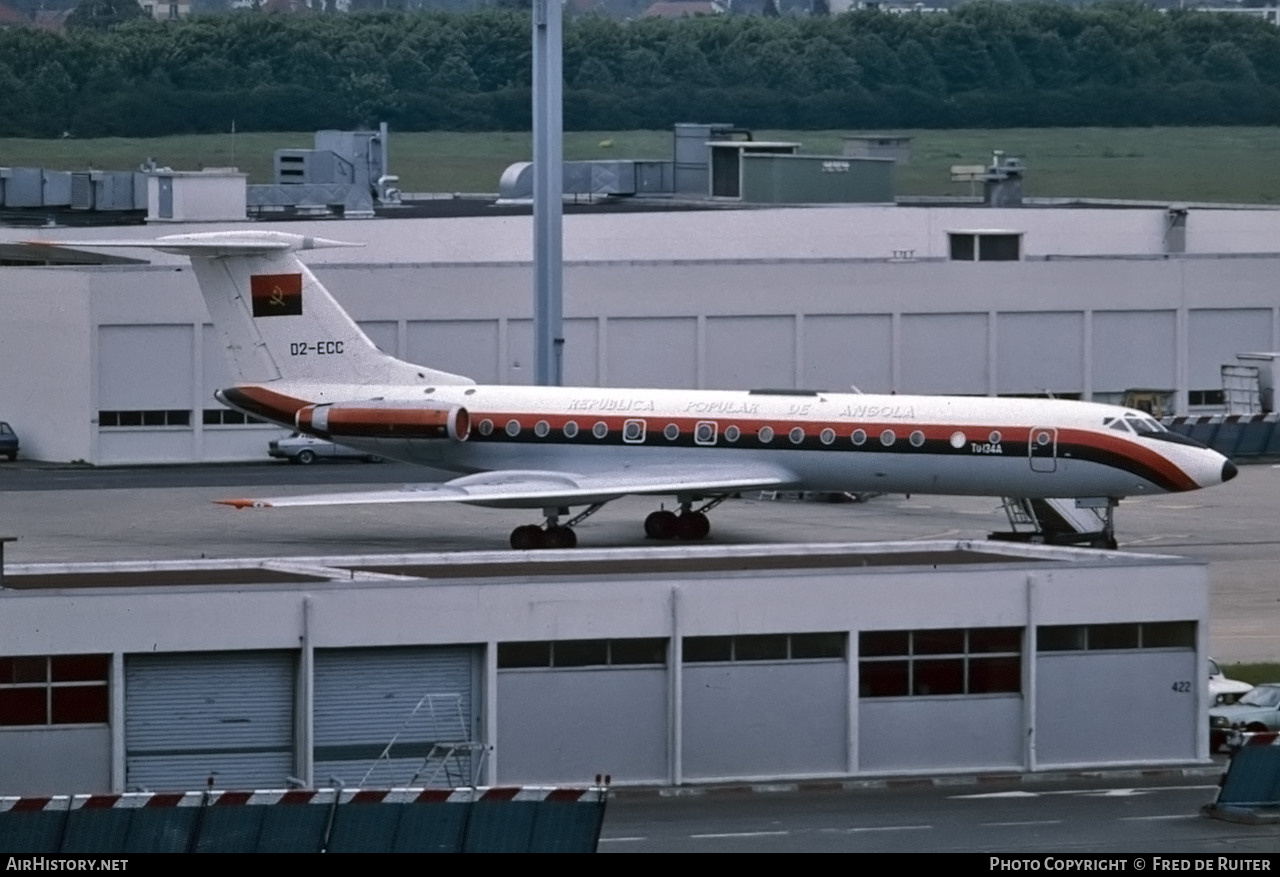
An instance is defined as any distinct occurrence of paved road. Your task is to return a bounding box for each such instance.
[599,772,1277,854]
[1,458,1274,661]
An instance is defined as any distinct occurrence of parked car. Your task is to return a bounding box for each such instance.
[1209,657,1252,705]
[268,432,380,465]
[1209,683,1280,751]
[0,421,17,461]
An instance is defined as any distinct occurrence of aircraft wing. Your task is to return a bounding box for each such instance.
[217,463,798,510]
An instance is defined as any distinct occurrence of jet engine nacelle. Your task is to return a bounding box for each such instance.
[297,401,470,442]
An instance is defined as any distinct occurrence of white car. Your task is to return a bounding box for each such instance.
[268,432,381,465]
[1209,658,1252,705]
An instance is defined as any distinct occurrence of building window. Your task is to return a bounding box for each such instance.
[0,654,110,727]
[1189,390,1225,407]
[949,232,1022,262]
[99,410,191,428]
[859,627,1022,697]
[498,638,667,669]
[202,409,268,426]
[1037,621,1194,652]
[683,633,846,663]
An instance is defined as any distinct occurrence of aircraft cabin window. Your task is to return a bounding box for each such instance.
[724,425,741,442]
[789,427,805,444]
[989,430,1002,444]
[592,421,609,439]
[624,420,645,442]
[695,422,716,444]
[563,421,579,438]
[478,419,494,436]
[505,419,521,437]
[880,429,896,446]
[758,426,775,443]
[534,420,550,438]
[664,424,680,441]
[1035,431,1052,446]
[851,429,867,446]
[909,430,925,448]
[950,431,967,448]
[820,428,836,445]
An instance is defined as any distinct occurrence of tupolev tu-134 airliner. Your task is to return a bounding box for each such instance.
[43,231,1237,550]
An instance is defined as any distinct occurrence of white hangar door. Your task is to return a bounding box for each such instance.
[314,647,480,788]
[495,638,671,785]
[125,651,296,792]
[681,634,848,782]
[1034,622,1199,765]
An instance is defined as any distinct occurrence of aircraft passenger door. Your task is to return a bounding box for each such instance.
[1029,427,1058,473]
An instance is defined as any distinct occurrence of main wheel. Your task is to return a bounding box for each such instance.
[510,524,545,550]
[544,526,578,549]
[295,449,316,465]
[644,510,679,540]
[676,511,710,540]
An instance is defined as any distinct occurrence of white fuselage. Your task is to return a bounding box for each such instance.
[229,381,1231,502]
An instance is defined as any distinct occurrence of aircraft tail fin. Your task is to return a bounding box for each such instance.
[36,231,473,387]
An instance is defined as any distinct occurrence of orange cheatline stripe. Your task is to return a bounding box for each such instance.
[216,499,271,509]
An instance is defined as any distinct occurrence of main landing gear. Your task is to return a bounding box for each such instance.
[507,497,728,550]
[644,497,725,542]
[509,504,605,550]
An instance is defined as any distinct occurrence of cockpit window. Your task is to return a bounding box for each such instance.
[1126,415,1165,433]
[1105,417,1132,433]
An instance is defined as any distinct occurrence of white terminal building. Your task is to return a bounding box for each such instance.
[1,201,1279,464]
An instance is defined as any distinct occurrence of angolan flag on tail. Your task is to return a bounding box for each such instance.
[251,273,303,317]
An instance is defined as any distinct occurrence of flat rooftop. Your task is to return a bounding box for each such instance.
[2,539,1187,593]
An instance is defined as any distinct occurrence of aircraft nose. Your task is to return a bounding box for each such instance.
[1222,459,1239,483]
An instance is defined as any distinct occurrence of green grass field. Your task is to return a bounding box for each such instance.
[1226,662,1280,686]
[2,127,1279,203]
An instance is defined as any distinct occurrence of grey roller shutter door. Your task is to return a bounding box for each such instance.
[314,646,477,788]
[125,651,295,792]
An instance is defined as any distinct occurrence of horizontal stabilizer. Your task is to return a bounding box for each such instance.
[27,231,362,258]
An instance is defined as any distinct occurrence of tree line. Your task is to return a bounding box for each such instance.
[2,2,1279,137]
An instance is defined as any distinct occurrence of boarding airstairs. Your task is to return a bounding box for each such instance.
[990,497,1117,549]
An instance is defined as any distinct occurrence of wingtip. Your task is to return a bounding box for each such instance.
[216,498,271,509]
